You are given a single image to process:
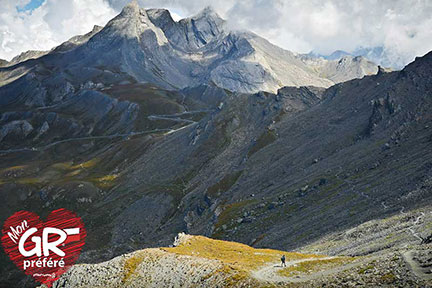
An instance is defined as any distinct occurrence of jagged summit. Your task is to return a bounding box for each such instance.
[111,0,147,26]
[176,7,225,49]
[146,8,174,23]
[188,6,223,22]
[123,0,140,14]
[0,2,380,93]
[101,1,168,45]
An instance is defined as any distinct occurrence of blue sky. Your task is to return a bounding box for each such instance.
[17,0,45,12]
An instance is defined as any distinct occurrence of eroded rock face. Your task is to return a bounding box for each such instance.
[0,120,33,142]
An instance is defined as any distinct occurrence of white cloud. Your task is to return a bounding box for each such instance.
[1,0,432,68]
[220,0,432,68]
[111,0,432,68]
[0,0,116,60]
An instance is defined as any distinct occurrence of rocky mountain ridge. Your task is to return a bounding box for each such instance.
[1,1,378,94]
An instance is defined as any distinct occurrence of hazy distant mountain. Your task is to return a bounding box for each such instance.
[321,50,352,60]
[317,46,401,70]
[299,54,379,84]
[352,46,402,69]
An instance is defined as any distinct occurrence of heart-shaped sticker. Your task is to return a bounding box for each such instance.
[1,209,86,287]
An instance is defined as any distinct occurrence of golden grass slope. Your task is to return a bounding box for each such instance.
[51,234,355,288]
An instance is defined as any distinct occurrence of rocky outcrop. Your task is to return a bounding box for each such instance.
[0,59,8,67]
[8,50,49,66]
[0,120,33,142]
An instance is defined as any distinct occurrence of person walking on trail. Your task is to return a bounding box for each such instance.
[281,255,286,267]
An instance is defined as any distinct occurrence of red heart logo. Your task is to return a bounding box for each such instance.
[1,209,86,287]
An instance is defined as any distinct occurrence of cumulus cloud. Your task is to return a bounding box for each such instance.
[221,0,432,68]
[0,0,116,60]
[1,0,432,68]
